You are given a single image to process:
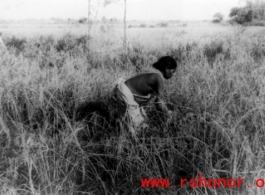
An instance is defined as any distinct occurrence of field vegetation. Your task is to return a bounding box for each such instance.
[1,21,265,195]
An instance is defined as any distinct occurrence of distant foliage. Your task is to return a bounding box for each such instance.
[212,13,224,23]
[156,22,168,28]
[78,17,87,24]
[229,7,253,24]
[249,20,265,26]
[139,24,146,28]
[229,1,265,25]
[181,23,188,27]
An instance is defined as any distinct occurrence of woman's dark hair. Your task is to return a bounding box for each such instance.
[153,56,177,72]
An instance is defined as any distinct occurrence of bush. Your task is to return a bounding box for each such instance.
[249,20,265,26]
[139,24,146,28]
[212,19,221,23]
[229,2,260,25]
[56,33,89,53]
[36,35,56,51]
[251,42,265,61]
[212,13,224,23]
[203,40,230,64]
[56,34,76,52]
[182,23,187,27]
[5,36,27,55]
[156,22,168,27]
[78,17,87,24]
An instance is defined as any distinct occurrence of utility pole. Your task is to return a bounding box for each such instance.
[123,0,127,51]
[88,0,91,35]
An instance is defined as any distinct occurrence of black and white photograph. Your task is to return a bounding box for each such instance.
[1,0,265,194]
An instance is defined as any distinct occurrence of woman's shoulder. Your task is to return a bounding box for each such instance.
[138,68,164,81]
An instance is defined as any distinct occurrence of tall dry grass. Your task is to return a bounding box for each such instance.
[0,24,265,194]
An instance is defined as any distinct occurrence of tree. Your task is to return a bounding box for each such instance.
[212,13,224,23]
[229,7,240,18]
[229,7,253,24]
[229,1,261,25]
[88,0,91,34]
[78,17,87,24]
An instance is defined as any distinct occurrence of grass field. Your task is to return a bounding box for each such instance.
[1,21,265,194]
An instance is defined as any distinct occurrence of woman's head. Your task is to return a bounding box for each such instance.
[153,56,177,79]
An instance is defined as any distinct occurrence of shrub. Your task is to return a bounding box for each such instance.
[249,20,265,26]
[156,22,168,27]
[203,40,230,64]
[55,33,89,53]
[56,34,76,52]
[212,13,224,23]
[76,34,90,46]
[78,17,87,24]
[182,23,187,27]
[229,3,256,25]
[139,24,146,28]
[5,36,27,55]
[37,35,56,51]
[251,42,265,61]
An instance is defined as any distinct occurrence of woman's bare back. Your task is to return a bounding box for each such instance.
[125,73,163,98]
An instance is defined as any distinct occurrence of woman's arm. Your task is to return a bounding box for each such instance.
[155,97,172,117]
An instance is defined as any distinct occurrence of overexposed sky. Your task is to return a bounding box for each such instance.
[0,0,247,21]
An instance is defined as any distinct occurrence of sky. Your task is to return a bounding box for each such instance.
[0,0,247,21]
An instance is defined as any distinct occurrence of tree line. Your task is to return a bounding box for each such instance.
[229,1,265,25]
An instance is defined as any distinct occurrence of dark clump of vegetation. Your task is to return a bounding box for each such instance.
[250,20,265,26]
[157,22,168,28]
[37,35,56,51]
[212,13,224,23]
[78,17,87,24]
[128,24,137,28]
[5,36,27,55]
[139,24,146,28]
[56,33,78,53]
[203,40,230,65]
[229,1,265,26]
[251,42,265,62]
[55,33,90,54]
